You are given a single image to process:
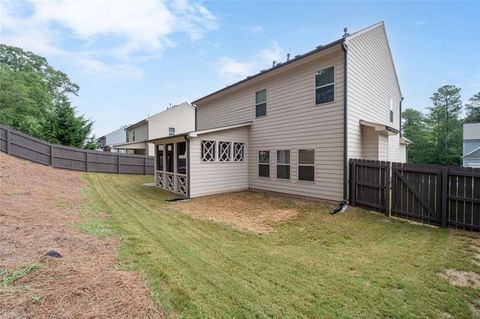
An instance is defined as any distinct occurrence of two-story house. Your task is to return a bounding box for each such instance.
[97,125,129,152]
[463,123,480,168]
[113,102,195,156]
[149,22,408,201]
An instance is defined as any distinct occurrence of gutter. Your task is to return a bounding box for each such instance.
[342,39,348,201]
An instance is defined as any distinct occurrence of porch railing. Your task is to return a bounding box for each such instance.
[156,170,187,196]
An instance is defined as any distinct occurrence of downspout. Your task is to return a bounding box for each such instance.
[399,97,404,137]
[185,134,191,199]
[341,40,348,201]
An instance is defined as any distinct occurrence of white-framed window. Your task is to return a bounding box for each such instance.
[233,143,244,162]
[201,140,216,162]
[169,127,175,136]
[277,150,290,179]
[298,149,314,181]
[259,151,270,177]
[389,98,394,122]
[218,141,232,162]
[255,89,267,117]
[315,66,335,105]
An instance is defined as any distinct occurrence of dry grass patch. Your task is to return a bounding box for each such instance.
[175,191,326,233]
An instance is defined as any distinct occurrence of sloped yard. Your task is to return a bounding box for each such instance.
[85,173,480,318]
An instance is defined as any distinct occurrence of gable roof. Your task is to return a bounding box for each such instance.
[125,102,193,131]
[463,146,480,159]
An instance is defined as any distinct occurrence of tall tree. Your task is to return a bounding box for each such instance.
[427,85,463,165]
[402,108,435,164]
[464,92,480,124]
[0,44,94,148]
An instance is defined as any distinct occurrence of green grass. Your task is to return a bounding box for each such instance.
[84,173,480,318]
[0,264,41,288]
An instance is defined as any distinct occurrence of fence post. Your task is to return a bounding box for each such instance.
[385,161,391,216]
[144,156,147,175]
[85,151,89,172]
[351,160,356,206]
[117,153,120,174]
[6,128,10,154]
[441,166,448,227]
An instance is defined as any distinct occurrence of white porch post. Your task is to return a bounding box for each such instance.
[163,144,167,189]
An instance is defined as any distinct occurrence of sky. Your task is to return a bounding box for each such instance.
[1,0,479,137]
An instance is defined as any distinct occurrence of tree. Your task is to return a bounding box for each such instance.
[464,92,480,124]
[427,85,463,165]
[402,108,435,164]
[0,44,94,148]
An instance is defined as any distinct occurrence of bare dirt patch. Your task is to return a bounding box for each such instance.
[175,191,327,233]
[439,269,480,289]
[0,153,162,318]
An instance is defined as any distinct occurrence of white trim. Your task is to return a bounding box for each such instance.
[189,122,252,137]
[345,21,384,41]
[463,146,480,158]
[314,66,335,106]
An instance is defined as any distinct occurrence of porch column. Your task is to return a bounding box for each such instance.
[173,142,178,192]
[163,144,167,189]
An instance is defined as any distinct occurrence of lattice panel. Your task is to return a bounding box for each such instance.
[218,141,231,162]
[201,140,216,162]
[233,143,244,162]
[165,173,175,191]
[177,174,187,195]
[156,171,164,188]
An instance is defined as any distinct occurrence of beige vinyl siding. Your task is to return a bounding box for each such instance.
[346,23,403,161]
[127,123,148,143]
[378,134,389,161]
[399,144,407,163]
[361,126,378,159]
[196,46,345,201]
[189,127,249,198]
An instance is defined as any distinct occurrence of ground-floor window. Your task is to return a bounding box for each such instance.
[233,142,244,161]
[259,151,270,177]
[298,149,314,181]
[277,150,290,179]
[218,141,231,161]
[201,140,216,162]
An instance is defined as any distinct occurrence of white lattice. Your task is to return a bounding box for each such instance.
[165,172,174,191]
[201,140,215,162]
[156,171,164,188]
[177,174,187,195]
[218,141,231,162]
[233,143,244,162]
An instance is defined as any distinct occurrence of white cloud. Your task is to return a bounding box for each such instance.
[217,41,283,82]
[413,20,426,27]
[0,0,217,77]
[77,58,144,79]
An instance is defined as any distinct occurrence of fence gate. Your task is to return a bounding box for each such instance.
[391,163,442,226]
[349,159,390,213]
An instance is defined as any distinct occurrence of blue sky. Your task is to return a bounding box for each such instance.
[1,0,479,137]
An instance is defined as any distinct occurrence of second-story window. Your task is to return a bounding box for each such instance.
[132,130,135,141]
[169,127,175,136]
[255,89,267,117]
[389,98,394,122]
[315,66,335,105]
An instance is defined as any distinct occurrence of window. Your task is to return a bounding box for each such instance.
[218,141,231,161]
[169,127,175,136]
[233,143,244,161]
[315,66,335,105]
[126,132,129,142]
[255,89,267,117]
[277,150,290,179]
[157,145,164,171]
[132,130,135,141]
[201,140,216,162]
[259,151,270,177]
[298,149,314,181]
[389,98,394,122]
[177,142,186,174]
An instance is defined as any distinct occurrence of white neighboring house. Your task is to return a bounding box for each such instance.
[97,126,128,152]
[112,102,195,156]
[463,123,480,168]
[150,22,409,201]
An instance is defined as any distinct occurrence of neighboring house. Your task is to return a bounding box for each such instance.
[463,123,480,168]
[112,102,195,156]
[150,22,408,201]
[97,126,128,152]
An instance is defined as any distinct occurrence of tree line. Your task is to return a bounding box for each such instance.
[402,86,480,165]
[0,44,97,149]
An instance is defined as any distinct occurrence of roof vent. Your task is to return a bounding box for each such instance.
[295,54,301,58]
[316,45,323,49]
[287,53,290,61]
[272,60,276,67]
[343,27,349,38]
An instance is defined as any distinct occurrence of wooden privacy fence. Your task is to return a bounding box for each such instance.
[349,158,480,231]
[0,124,154,175]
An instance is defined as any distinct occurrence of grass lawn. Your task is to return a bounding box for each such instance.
[85,173,479,318]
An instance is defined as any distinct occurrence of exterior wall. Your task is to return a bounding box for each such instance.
[464,123,480,140]
[378,134,389,161]
[148,102,195,139]
[399,144,407,163]
[126,123,148,143]
[464,140,480,155]
[104,127,127,146]
[361,126,378,159]
[464,158,480,168]
[346,23,404,162]
[196,45,345,201]
[189,127,249,197]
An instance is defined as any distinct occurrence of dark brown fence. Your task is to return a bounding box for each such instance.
[0,124,153,175]
[349,158,480,231]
